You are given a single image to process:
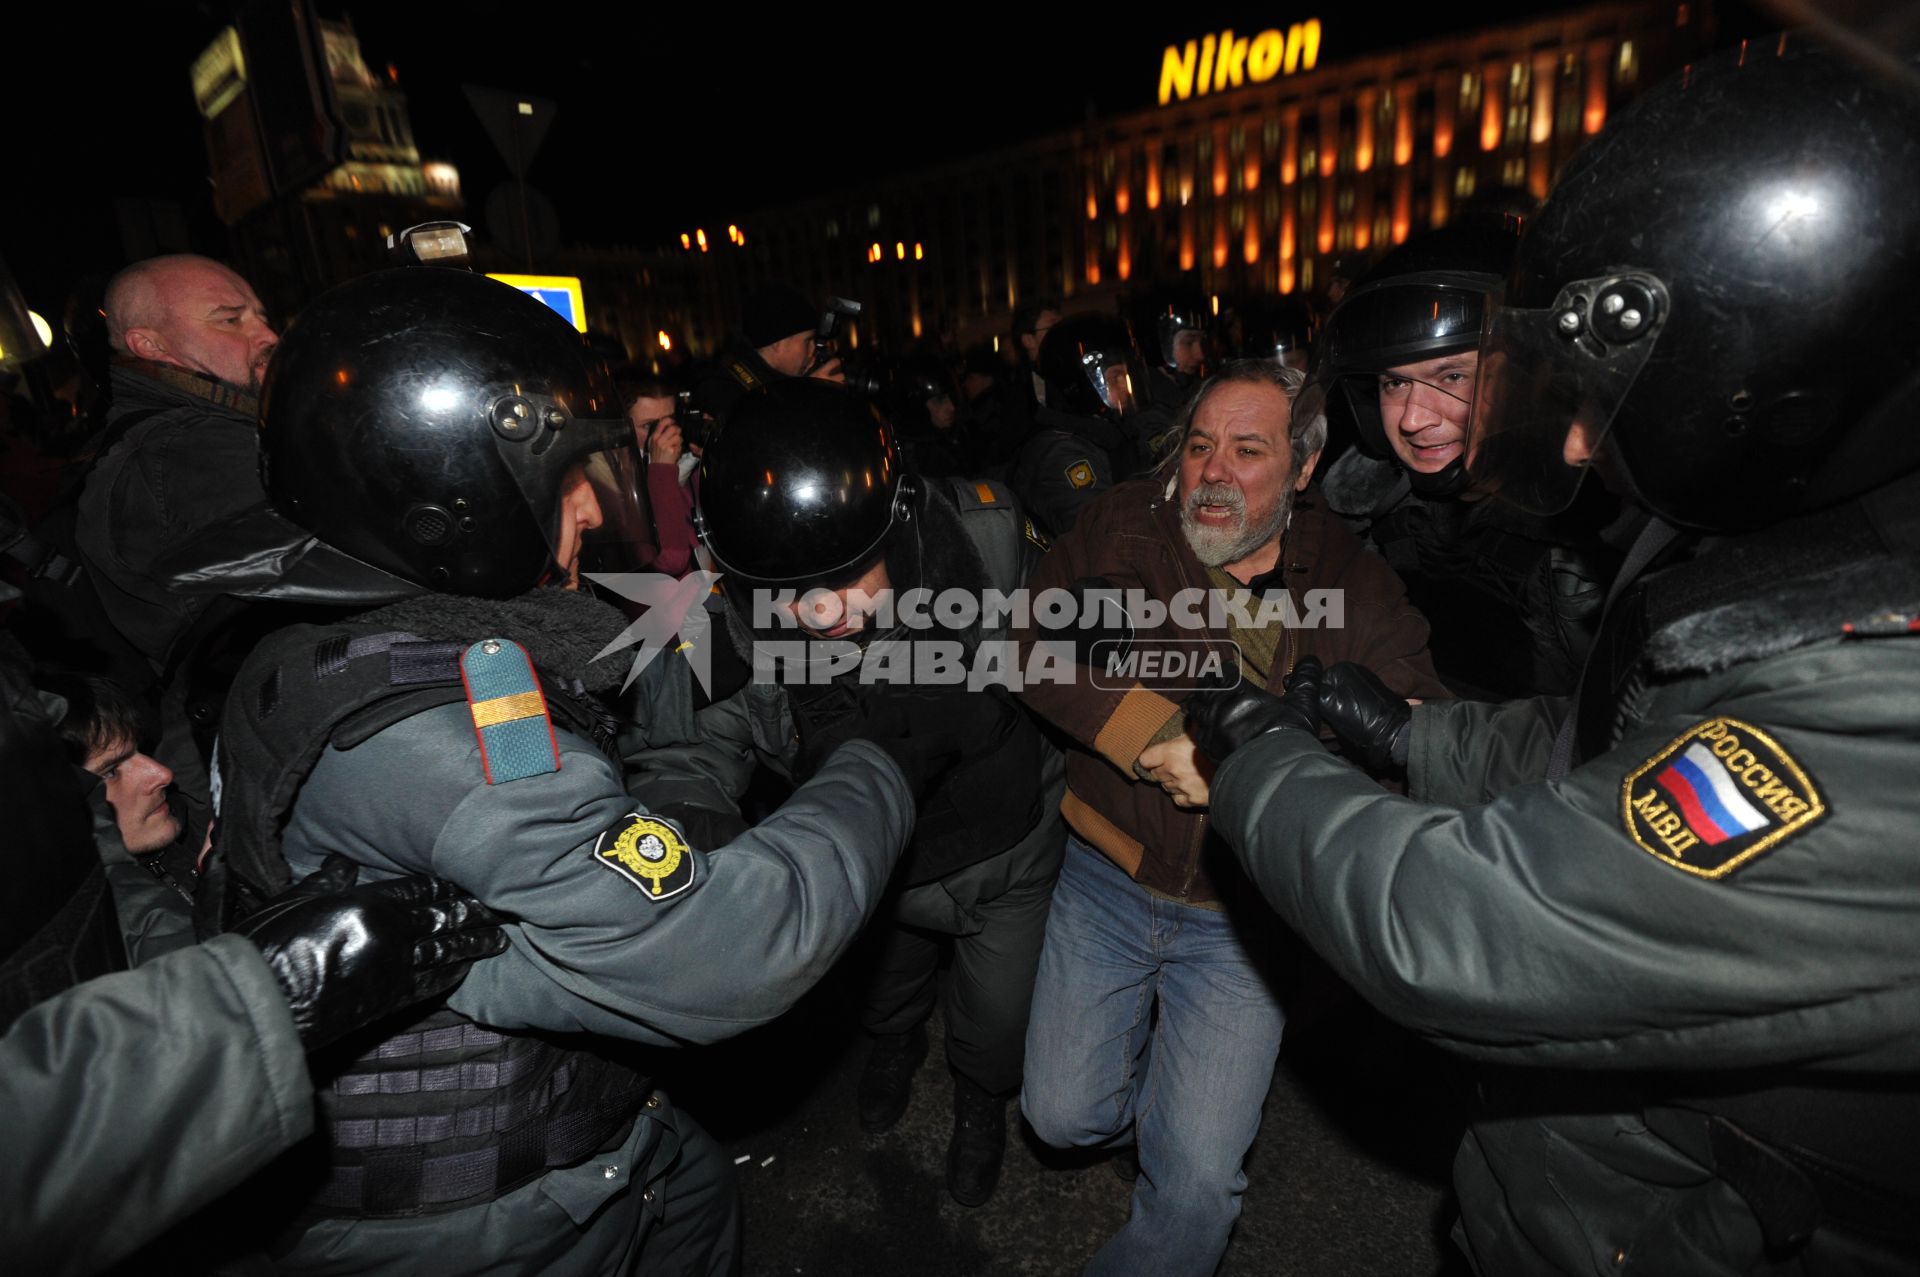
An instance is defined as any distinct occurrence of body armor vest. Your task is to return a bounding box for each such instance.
[213,618,650,1218]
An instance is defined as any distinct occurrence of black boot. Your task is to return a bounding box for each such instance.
[946,1074,1007,1208]
[857,1024,928,1134]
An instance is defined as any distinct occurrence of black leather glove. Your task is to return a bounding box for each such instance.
[234,855,509,1051]
[1039,576,1136,668]
[1318,662,1413,772]
[1185,656,1325,763]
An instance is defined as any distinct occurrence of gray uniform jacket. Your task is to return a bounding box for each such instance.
[1208,503,1920,1274]
[235,600,914,1274]
[0,935,311,1277]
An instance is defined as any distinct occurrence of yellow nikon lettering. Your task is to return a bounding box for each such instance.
[1248,30,1284,79]
[1215,30,1249,90]
[1159,20,1321,104]
[1159,41,1197,104]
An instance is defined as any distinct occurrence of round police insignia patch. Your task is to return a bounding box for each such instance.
[594,813,697,900]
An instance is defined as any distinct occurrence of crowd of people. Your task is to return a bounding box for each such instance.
[1,36,1916,1277]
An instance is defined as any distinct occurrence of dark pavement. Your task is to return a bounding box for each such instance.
[666,964,1476,1277]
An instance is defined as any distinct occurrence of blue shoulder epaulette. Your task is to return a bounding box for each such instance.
[460,637,560,784]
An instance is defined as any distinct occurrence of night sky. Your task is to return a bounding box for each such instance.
[9,0,1764,313]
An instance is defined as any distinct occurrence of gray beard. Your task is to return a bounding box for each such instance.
[1181,484,1294,568]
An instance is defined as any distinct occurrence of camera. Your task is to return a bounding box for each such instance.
[675,391,716,451]
[812,296,883,397]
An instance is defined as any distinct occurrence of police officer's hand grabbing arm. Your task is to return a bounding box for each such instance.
[234,853,508,1049]
[1185,657,1325,761]
[0,862,504,1277]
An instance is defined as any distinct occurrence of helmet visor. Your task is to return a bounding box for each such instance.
[1323,280,1485,373]
[1467,272,1669,515]
[529,417,653,586]
[1083,349,1139,416]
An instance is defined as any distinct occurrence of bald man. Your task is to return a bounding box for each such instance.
[103,255,279,394]
[75,256,413,816]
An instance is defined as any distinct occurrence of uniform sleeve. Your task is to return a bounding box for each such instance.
[1207,643,1920,1074]
[0,935,312,1277]
[1012,437,1110,539]
[290,701,914,1046]
[1407,695,1566,806]
[624,685,762,845]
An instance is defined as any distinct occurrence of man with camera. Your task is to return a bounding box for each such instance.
[690,283,850,423]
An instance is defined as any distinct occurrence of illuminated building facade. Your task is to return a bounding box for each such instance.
[620,0,1709,358]
[201,17,463,308]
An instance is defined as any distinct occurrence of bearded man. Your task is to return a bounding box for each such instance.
[1014,358,1445,1276]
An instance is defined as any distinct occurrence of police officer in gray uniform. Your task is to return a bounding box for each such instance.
[1188,41,1920,1275]
[197,267,954,1275]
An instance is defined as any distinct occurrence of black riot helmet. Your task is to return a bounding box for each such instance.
[1038,313,1143,419]
[1234,295,1317,370]
[1147,295,1209,375]
[1313,224,1517,498]
[263,269,649,597]
[696,378,915,586]
[1469,39,1920,532]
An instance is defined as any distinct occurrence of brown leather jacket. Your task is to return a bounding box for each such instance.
[1017,476,1446,905]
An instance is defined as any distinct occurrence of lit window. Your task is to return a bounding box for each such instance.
[1337,188,1355,214]
[1617,41,1638,85]
[1301,147,1318,178]
[1455,167,1478,198]
[1460,72,1481,110]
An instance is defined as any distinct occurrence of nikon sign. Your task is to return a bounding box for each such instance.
[1158,21,1322,105]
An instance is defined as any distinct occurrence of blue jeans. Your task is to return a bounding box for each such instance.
[1022,836,1288,1277]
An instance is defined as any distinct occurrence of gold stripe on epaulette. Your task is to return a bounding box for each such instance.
[470,690,546,729]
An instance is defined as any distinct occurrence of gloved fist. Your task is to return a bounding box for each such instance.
[1318,662,1412,772]
[234,855,509,1051]
[1185,656,1325,763]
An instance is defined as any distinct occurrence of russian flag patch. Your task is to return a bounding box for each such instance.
[1620,718,1827,879]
